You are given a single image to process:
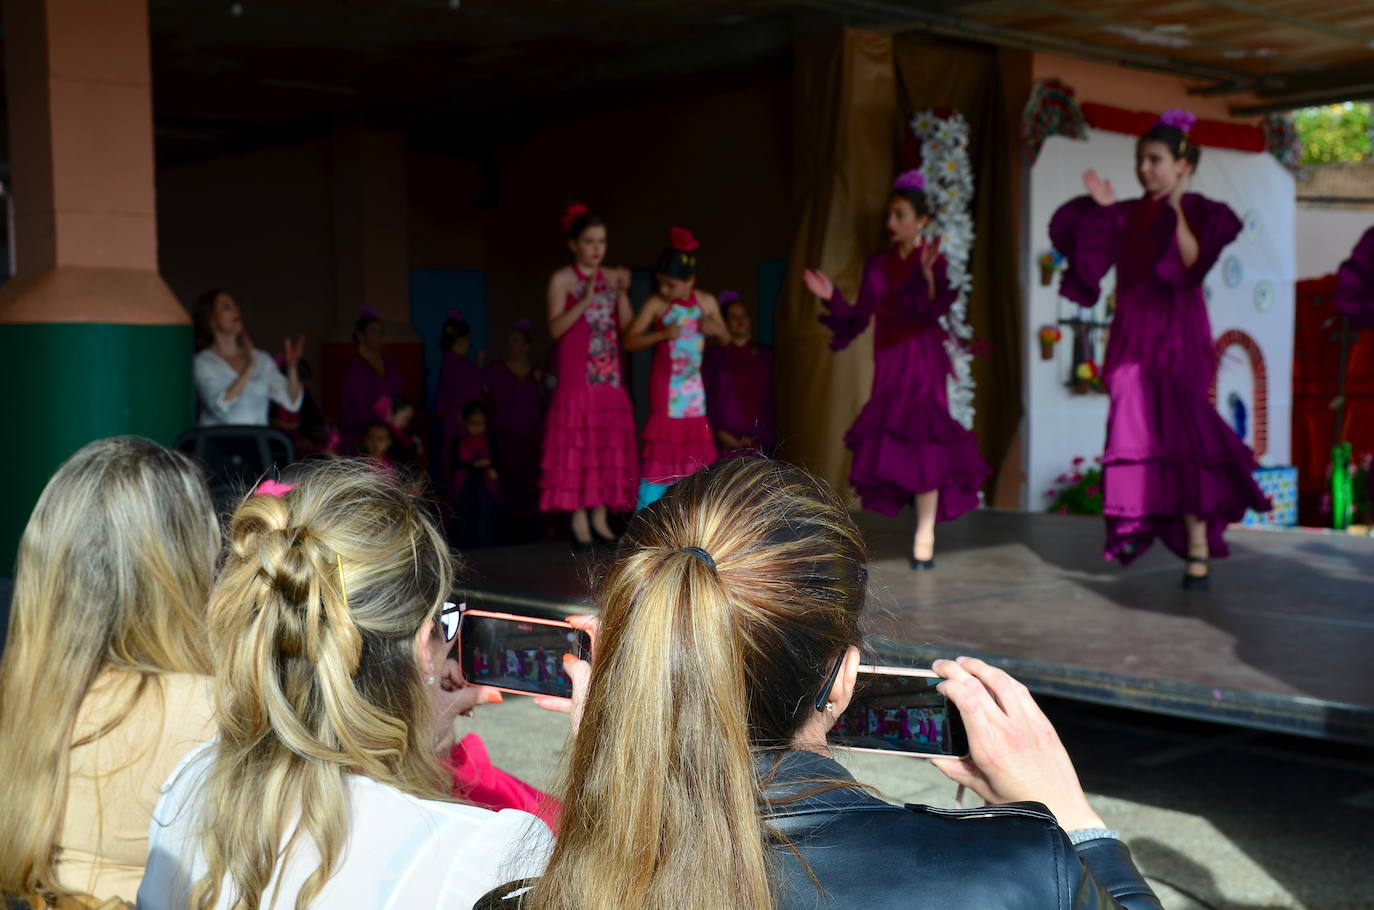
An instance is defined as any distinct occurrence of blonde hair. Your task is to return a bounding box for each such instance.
[527,458,868,910]
[192,459,453,910]
[0,437,219,898]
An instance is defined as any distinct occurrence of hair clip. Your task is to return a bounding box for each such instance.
[254,479,296,498]
[336,554,348,608]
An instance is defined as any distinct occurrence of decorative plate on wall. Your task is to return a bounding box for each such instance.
[1243,210,1262,240]
[1222,255,1244,289]
[1254,280,1275,313]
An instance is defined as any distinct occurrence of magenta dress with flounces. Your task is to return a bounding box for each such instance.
[822,248,989,520]
[539,268,638,513]
[642,294,718,486]
[1051,193,1270,564]
[1335,225,1374,330]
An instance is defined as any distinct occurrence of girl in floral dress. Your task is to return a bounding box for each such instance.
[624,227,729,508]
[539,204,639,547]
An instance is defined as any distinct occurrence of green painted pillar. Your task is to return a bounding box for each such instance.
[0,0,192,571]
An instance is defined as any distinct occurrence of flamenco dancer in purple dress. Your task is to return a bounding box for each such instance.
[1336,225,1374,330]
[1050,110,1269,589]
[803,171,990,570]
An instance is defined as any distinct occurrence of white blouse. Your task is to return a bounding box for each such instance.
[193,348,303,427]
[139,743,552,910]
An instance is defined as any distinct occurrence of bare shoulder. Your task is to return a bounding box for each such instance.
[548,266,575,292]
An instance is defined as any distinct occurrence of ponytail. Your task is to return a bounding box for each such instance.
[527,459,868,910]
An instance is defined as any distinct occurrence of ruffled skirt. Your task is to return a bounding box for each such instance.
[539,381,638,513]
[1102,363,1270,564]
[641,414,716,486]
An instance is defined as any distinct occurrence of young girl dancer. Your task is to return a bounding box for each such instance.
[623,227,728,508]
[540,204,639,547]
[803,171,989,569]
[1050,109,1270,587]
[702,291,776,458]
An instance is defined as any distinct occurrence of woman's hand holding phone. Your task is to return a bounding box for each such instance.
[533,614,597,735]
[432,658,503,754]
[929,657,1105,832]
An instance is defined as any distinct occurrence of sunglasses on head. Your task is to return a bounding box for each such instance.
[438,600,464,643]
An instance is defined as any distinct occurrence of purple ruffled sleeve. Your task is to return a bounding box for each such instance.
[1335,226,1374,330]
[818,258,879,352]
[891,257,956,327]
[1155,194,1242,289]
[1050,195,1123,307]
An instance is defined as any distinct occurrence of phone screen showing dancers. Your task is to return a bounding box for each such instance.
[458,609,591,699]
[829,667,968,758]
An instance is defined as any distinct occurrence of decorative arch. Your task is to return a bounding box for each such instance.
[1209,328,1268,457]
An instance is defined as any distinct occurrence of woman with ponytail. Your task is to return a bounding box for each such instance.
[0,437,219,906]
[1050,109,1269,587]
[139,460,551,910]
[482,458,1159,910]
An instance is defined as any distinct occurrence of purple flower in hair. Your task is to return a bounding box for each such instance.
[514,318,531,332]
[359,306,379,320]
[718,290,740,307]
[1157,109,1197,134]
[448,309,466,323]
[893,169,925,192]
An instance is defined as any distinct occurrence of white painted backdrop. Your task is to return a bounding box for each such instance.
[1023,129,1295,508]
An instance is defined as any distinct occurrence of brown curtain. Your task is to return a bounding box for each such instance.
[777,29,898,493]
[778,31,1024,501]
[893,38,1024,503]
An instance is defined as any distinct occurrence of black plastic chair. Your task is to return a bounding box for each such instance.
[174,426,296,514]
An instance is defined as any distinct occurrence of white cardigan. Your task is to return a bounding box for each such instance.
[193,348,303,426]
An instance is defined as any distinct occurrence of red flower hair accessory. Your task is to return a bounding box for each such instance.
[669,226,700,252]
[561,202,590,233]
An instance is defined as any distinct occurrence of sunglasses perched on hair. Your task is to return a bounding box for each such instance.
[438,601,464,643]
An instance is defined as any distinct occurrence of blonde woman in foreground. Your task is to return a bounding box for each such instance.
[479,458,1161,910]
[139,460,551,910]
[0,437,220,907]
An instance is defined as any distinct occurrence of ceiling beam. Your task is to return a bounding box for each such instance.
[804,0,1263,85]
[1225,59,1374,113]
[1195,0,1374,48]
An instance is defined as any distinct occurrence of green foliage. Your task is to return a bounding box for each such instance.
[1293,102,1371,165]
[1044,457,1104,516]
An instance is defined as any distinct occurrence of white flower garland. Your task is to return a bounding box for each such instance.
[910,109,977,430]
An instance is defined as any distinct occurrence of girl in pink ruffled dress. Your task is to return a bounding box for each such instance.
[623,227,729,509]
[539,204,639,547]
[1050,110,1269,588]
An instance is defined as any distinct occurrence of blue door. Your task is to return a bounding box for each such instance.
[410,268,486,410]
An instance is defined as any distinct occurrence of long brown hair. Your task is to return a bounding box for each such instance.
[191,459,453,910]
[527,458,869,910]
[0,437,218,898]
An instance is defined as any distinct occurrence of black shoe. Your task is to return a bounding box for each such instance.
[571,534,596,553]
[909,556,936,571]
[1182,556,1210,590]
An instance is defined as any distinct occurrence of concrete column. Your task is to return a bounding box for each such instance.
[0,0,191,568]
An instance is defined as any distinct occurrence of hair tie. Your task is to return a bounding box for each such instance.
[678,546,716,571]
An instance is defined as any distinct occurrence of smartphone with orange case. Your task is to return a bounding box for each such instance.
[457,608,591,700]
[828,665,968,759]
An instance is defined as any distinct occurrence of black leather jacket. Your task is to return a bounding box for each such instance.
[761,750,1161,910]
[475,750,1161,910]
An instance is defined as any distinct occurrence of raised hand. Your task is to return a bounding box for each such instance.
[803,268,835,302]
[1168,169,1191,211]
[1083,169,1116,207]
[919,236,942,276]
[282,334,305,370]
[611,266,632,291]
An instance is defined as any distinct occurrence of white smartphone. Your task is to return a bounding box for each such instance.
[829,665,969,759]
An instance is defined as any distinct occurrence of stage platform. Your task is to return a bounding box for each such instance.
[459,509,1374,746]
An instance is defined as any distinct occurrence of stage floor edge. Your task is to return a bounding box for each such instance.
[459,509,1374,746]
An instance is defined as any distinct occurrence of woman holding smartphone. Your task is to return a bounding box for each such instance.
[481,458,1160,910]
